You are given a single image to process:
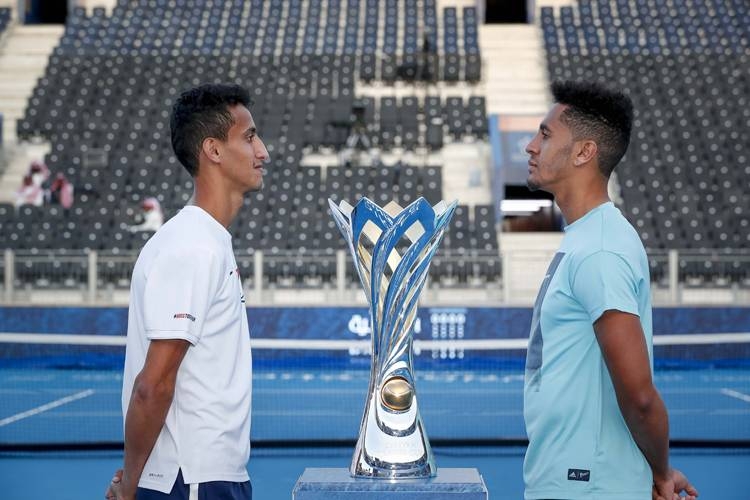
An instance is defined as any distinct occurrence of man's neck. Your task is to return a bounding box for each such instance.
[554,181,611,226]
[190,181,243,229]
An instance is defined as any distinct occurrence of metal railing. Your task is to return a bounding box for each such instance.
[1,248,748,305]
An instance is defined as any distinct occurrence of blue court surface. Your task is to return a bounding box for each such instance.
[0,367,748,498]
[1,367,749,444]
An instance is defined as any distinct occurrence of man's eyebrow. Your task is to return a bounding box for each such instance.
[539,123,550,133]
[244,126,257,135]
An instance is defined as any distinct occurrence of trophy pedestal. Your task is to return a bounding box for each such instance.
[292,468,488,499]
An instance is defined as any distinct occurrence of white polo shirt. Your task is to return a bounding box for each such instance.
[123,205,252,493]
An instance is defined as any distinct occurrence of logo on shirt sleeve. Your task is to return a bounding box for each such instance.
[568,468,591,482]
[173,313,196,322]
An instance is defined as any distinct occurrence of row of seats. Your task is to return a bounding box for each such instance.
[65,0,481,82]
[17,52,486,151]
[1,160,498,253]
[542,0,748,56]
[2,178,501,289]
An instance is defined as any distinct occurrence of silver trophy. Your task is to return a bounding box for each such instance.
[329,196,457,479]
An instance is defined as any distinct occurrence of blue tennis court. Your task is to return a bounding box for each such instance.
[2,304,749,498]
[1,367,749,444]
[1,364,749,498]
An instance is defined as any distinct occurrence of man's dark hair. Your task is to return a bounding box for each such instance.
[170,83,253,176]
[551,80,633,178]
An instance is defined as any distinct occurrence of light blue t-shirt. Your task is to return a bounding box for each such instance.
[523,202,653,500]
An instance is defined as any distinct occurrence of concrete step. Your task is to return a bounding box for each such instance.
[8,25,65,39]
[0,92,32,102]
[481,40,543,51]
[488,97,548,109]
[485,97,547,109]
[484,79,548,91]
[486,105,549,116]
[0,111,26,122]
[0,81,37,94]
[485,68,546,80]
[3,41,60,55]
[484,64,546,77]
[0,58,54,73]
[3,120,22,131]
[536,0,576,8]
[480,26,541,45]
[483,47,544,56]
[0,106,24,117]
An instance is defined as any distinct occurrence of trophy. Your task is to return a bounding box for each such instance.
[328,196,457,479]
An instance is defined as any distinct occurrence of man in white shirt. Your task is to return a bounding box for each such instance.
[106,83,269,500]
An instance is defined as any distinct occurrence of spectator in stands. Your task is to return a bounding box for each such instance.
[28,159,50,189]
[420,29,435,82]
[522,80,698,500]
[128,197,164,232]
[14,174,43,209]
[107,83,268,500]
[48,172,74,209]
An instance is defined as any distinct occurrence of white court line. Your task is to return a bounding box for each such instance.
[1,332,749,350]
[0,333,126,346]
[720,388,750,404]
[0,389,95,427]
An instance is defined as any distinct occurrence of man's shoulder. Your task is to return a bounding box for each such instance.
[157,209,227,248]
[569,205,643,257]
[138,219,226,269]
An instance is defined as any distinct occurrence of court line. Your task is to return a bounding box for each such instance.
[1,332,749,350]
[0,389,95,427]
[720,388,750,404]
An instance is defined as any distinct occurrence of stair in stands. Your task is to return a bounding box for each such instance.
[0,23,64,145]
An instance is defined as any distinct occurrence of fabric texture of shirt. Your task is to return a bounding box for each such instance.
[523,201,653,499]
[122,205,252,493]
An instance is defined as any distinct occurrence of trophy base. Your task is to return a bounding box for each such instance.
[293,467,488,499]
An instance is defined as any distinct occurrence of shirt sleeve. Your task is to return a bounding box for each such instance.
[571,250,641,323]
[142,249,220,345]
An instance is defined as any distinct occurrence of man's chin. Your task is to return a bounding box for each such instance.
[526,179,540,192]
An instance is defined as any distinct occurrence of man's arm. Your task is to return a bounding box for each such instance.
[594,310,697,500]
[107,339,190,500]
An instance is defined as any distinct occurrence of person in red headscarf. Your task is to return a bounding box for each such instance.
[48,172,75,209]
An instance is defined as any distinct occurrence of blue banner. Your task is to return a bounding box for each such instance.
[0,306,747,339]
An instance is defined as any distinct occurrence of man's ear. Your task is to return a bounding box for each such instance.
[201,138,221,164]
[573,140,598,167]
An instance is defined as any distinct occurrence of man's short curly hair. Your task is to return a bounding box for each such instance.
[170,83,253,177]
[552,80,633,178]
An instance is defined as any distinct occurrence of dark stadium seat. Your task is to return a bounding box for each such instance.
[463,7,481,81]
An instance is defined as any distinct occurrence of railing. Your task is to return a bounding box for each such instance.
[1,249,748,305]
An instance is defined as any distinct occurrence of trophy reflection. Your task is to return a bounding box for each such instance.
[329,197,457,479]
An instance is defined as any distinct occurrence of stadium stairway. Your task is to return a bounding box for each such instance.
[479,24,549,116]
[0,24,63,145]
[0,23,61,202]
[478,0,579,116]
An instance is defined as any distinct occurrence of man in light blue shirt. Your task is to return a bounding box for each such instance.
[523,80,698,500]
